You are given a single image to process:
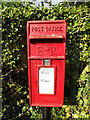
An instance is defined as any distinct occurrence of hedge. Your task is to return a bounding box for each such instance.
[1,2,89,119]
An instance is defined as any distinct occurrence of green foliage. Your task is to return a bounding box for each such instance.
[2,2,89,119]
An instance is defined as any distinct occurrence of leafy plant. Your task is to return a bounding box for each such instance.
[1,1,89,119]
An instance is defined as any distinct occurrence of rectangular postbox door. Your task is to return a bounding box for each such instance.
[27,20,67,107]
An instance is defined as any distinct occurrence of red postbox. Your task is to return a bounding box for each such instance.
[27,20,67,107]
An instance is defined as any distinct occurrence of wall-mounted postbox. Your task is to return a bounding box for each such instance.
[27,20,67,107]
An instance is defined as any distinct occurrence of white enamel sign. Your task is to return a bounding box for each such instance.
[39,67,54,94]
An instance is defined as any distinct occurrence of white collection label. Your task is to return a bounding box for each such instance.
[39,68,54,94]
